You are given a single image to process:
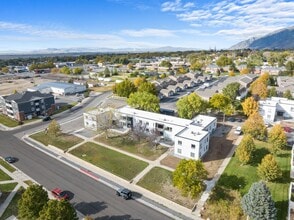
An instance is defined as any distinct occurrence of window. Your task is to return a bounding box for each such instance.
[291,107,294,112]
[178,140,182,146]
[146,122,149,125]
[31,107,35,111]
[31,101,34,105]
[177,148,182,154]
[190,152,195,158]
[165,127,172,132]
[191,144,195,149]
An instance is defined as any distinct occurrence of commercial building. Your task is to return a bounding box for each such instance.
[28,82,86,95]
[0,91,55,121]
[84,106,217,160]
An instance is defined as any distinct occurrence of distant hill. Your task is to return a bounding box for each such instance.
[0,46,199,57]
[230,26,294,50]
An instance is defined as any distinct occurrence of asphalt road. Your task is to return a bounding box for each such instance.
[0,92,172,220]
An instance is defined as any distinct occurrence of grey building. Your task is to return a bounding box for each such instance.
[0,91,55,121]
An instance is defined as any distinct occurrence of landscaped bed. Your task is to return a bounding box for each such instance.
[95,134,168,161]
[0,169,12,181]
[0,114,19,127]
[0,183,18,205]
[70,142,148,181]
[30,131,83,150]
[202,140,290,220]
[0,186,24,220]
[137,166,196,209]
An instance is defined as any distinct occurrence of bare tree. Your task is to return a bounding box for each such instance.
[146,129,161,149]
[129,122,147,142]
[96,109,116,138]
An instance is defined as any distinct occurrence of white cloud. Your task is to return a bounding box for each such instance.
[0,21,122,41]
[121,28,176,37]
[162,0,294,40]
[161,0,194,12]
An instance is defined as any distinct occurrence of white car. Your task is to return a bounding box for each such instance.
[234,126,242,135]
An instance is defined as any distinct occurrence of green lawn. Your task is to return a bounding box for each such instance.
[0,159,16,172]
[137,167,196,208]
[0,183,18,205]
[0,114,19,127]
[95,134,168,161]
[0,169,12,181]
[70,142,148,180]
[216,140,290,220]
[30,132,83,150]
[0,187,24,220]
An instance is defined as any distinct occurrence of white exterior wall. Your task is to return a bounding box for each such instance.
[174,133,209,160]
[83,112,97,130]
[259,104,276,122]
[277,102,294,119]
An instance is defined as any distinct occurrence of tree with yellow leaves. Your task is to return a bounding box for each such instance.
[241,97,259,116]
[268,124,287,153]
[242,112,267,140]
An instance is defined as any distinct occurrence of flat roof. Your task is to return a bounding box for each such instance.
[118,106,192,127]
[176,125,208,141]
[192,115,216,128]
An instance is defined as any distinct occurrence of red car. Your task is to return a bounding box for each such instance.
[51,188,69,200]
[283,127,292,133]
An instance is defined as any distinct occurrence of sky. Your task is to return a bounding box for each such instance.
[0,0,293,52]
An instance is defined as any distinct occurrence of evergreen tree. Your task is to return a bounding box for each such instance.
[18,185,49,220]
[241,181,277,220]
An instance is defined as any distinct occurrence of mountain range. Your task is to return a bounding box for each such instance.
[230,26,294,50]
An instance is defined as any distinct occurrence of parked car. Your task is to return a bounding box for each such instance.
[4,156,17,163]
[51,188,69,200]
[234,126,242,135]
[283,126,292,133]
[227,117,235,122]
[42,116,51,122]
[42,116,51,121]
[116,188,132,200]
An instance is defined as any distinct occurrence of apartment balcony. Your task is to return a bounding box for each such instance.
[6,108,13,114]
[5,103,12,108]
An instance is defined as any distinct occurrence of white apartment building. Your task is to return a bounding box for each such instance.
[84,106,217,160]
[259,97,294,123]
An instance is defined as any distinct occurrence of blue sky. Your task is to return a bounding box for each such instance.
[0,0,293,52]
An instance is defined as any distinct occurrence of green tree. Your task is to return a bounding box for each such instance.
[104,67,110,77]
[235,134,255,165]
[268,124,287,153]
[173,159,208,198]
[38,199,78,220]
[257,154,282,182]
[137,82,157,95]
[241,181,277,220]
[241,97,259,116]
[190,60,203,71]
[73,67,83,75]
[283,89,293,100]
[267,87,277,97]
[176,93,207,119]
[18,185,49,220]
[112,79,136,98]
[242,112,267,140]
[47,119,61,137]
[216,55,233,67]
[159,60,172,69]
[127,91,160,113]
[285,61,294,75]
[176,65,188,74]
[60,66,71,75]
[222,82,240,101]
[209,93,231,121]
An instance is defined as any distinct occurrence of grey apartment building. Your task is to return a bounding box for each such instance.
[0,91,55,121]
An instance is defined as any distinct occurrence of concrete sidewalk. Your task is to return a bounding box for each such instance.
[23,135,195,220]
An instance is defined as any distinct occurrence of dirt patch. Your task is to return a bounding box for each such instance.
[161,180,197,209]
[202,126,238,179]
[160,155,181,169]
[0,77,53,95]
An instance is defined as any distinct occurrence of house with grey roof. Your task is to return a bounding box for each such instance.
[276,76,294,97]
[0,91,55,121]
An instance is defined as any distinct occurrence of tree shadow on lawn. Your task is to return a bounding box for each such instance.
[251,148,271,166]
[278,170,291,184]
[217,174,246,190]
[274,200,289,220]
